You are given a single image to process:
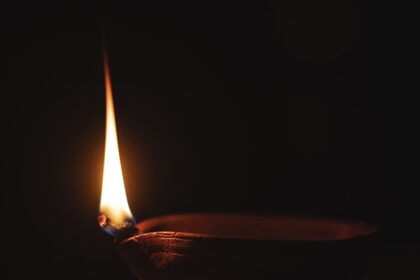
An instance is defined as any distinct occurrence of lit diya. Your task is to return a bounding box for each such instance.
[98,51,379,280]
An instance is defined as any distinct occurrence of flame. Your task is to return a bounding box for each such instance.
[100,51,133,226]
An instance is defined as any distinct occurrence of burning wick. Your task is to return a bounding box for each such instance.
[98,49,138,241]
[98,214,138,241]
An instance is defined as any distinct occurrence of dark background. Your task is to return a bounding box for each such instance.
[1,1,417,279]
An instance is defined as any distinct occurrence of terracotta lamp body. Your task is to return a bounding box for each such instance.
[116,213,379,280]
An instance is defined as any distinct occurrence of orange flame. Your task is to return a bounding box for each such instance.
[99,51,133,226]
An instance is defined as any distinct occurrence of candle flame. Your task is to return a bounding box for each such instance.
[100,51,133,227]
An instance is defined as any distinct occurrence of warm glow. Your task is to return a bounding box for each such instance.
[100,51,133,226]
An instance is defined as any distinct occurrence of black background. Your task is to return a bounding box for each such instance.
[2,1,417,279]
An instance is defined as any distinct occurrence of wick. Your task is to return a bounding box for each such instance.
[98,214,139,242]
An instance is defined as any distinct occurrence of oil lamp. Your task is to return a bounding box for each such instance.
[98,51,379,280]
